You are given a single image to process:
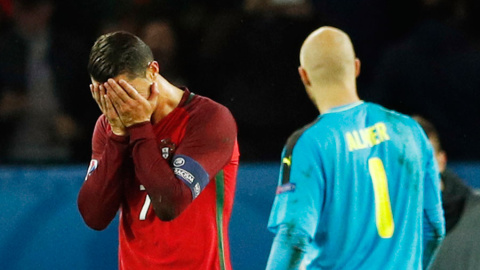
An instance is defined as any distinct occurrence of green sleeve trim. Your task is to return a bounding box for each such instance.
[215,170,227,270]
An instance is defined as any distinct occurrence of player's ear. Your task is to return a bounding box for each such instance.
[355,58,361,78]
[298,66,311,87]
[147,61,160,81]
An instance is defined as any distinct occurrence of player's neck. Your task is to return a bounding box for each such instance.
[151,77,184,124]
[313,85,360,114]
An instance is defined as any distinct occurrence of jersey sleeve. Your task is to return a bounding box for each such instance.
[267,131,324,240]
[172,103,237,198]
[77,116,129,230]
[127,101,237,219]
[265,224,310,270]
[418,125,445,267]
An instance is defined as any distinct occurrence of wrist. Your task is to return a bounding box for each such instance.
[128,122,156,143]
[125,119,151,128]
[109,130,129,143]
[126,121,151,131]
[111,127,127,136]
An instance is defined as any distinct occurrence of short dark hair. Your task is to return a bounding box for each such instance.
[88,31,153,83]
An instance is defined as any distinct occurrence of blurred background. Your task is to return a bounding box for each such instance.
[1,0,480,269]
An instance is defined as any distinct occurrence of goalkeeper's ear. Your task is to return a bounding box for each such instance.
[298,66,311,87]
[355,58,361,78]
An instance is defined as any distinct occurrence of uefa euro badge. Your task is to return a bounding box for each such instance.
[158,138,176,161]
[85,159,98,181]
[276,183,296,194]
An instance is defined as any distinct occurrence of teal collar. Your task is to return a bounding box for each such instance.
[322,101,364,115]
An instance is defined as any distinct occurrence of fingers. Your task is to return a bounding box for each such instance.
[100,90,107,113]
[104,79,130,103]
[102,93,127,136]
[91,83,105,113]
[90,84,95,99]
[105,78,144,102]
[118,79,143,100]
[91,83,99,102]
[98,84,108,112]
[103,92,121,123]
[148,82,159,103]
[99,78,154,127]
[103,93,115,117]
[99,83,106,97]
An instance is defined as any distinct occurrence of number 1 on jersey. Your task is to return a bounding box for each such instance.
[368,158,394,238]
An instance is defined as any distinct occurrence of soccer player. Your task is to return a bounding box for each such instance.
[266,26,445,270]
[77,31,239,270]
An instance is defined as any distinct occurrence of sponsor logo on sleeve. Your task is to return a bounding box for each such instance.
[85,159,98,181]
[173,168,195,183]
[276,183,296,194]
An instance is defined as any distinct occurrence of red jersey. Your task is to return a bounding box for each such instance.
[78,89,239,270]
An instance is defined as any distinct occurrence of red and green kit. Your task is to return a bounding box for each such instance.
[78,89,239,270]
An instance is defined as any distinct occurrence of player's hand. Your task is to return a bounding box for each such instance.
[90,83,127,136]
[90,82,105,112]
[104,79,159,127]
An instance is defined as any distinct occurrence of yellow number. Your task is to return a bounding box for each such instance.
[368,158,394,238]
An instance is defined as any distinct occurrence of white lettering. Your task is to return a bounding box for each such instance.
[174,168,195,183]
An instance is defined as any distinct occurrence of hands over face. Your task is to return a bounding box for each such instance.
[90,82,127,136]
[104,79,159,128]
[91,79,160,136]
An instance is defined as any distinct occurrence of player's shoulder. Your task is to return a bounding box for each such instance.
[284,118,321,153]
[92,115,108,135]
[185,91,235,122]
[188,93,224,110]
[93,114,110,131]
[91,115,111,145]
[366,102,421,127]
[367,102,429,145]
[94,114,126,142]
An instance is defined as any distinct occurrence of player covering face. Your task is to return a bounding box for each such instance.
[266,27,445,270]
[78,31,239,270]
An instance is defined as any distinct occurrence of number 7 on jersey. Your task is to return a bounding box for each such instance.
[139,185,151,221]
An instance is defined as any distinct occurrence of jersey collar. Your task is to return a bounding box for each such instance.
[322,101,365,115]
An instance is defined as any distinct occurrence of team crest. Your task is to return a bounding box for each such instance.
[158,138,176,161]
[162,147,169,159]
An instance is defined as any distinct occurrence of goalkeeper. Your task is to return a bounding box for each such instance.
[266,26,445,270]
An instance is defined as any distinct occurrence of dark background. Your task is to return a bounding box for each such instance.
[1,0,480,163]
